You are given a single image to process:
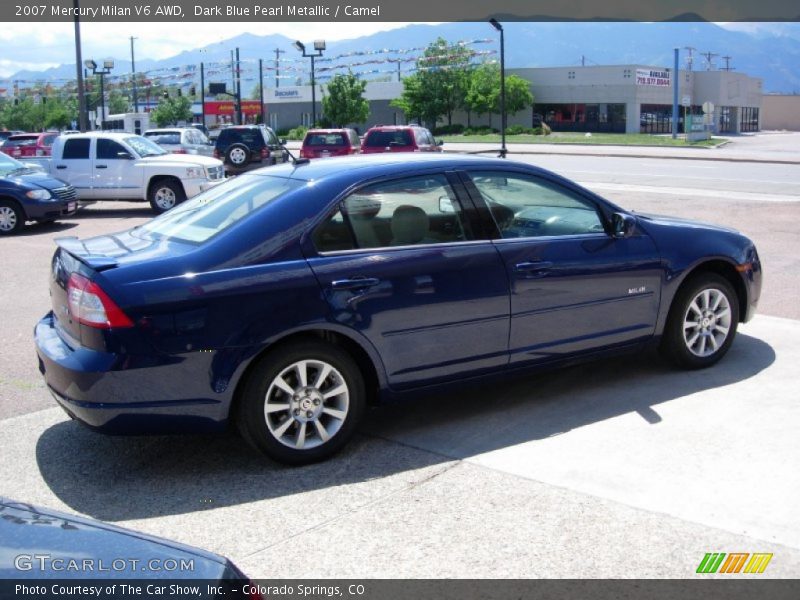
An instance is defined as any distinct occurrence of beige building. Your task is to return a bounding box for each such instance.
[761,95,800,131]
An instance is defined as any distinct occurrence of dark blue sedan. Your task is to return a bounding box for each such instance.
[0,152,77,235]
[34,154,762,464]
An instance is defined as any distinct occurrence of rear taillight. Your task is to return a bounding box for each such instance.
[67,273,133,329]
[172,149,187,154]
[260,147,269,160]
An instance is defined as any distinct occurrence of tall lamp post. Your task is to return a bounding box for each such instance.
[293,40,326,127]
[489,18,506,158]
[84,59,114,129]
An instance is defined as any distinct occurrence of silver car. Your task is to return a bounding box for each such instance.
[143,127,215,156]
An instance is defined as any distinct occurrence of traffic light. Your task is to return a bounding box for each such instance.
[163,91,169,99]
[189,86,196,96]
[177,89,182,97]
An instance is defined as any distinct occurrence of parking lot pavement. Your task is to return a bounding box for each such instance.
[2,315,798,578]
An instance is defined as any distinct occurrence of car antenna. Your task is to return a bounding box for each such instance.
[281,141,309,166]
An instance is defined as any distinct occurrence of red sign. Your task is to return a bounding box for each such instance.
[203,101,263,116]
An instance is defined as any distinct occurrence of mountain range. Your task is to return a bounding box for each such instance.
[8,21,800,94]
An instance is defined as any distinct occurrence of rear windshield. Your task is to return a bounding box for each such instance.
[134,174,303,244]
[364,130,413,147]
[304,132,347,147]
[219,128,264,148]
[144,132,181,145]
[4,137,36,147]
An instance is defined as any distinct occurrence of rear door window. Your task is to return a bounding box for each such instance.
[62,138,91,159]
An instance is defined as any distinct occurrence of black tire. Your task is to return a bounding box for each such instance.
[236,340,366,465]
[0,199,24,235]
[148,179,186,214]
[225,143,250,167]
[660,273,739,369]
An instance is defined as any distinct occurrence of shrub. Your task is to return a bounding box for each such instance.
[506,125,527,135]
[463,126,497,135]
[432,124,465,135]
[286,126,308,141]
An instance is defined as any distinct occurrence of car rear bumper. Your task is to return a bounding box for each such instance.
[35,313,228,434]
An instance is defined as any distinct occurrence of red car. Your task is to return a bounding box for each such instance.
[300,128,361,159]
[0,132,60,158]
[361,125,442,154]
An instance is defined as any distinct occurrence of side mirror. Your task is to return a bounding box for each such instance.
[437,139,444,146]
[117,151,134,160]
[612,212,636,238]
[439,196,456,213]
[280,138,287,145]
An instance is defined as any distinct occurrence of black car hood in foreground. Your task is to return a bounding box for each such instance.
[0,497,242,580]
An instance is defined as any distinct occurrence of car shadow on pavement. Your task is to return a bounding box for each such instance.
[16,221,78,236]
[35,333,774,522]
[74,206,153,220]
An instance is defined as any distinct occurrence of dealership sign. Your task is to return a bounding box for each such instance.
[636,69,671,87]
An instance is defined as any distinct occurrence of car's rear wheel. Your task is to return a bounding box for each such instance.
[0,200,24,235]
[661,273,739,369]
[236,340,366,465]
[148,179,185,214]
[226,144,250,167]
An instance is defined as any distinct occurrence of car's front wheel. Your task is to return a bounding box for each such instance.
[148,179,185,214]
[0,200,24,235]
[661,273,739,369]
[236,340,366,465]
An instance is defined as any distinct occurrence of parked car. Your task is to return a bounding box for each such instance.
[0,130,24,142]
[300,128,361,159]
[143,127,215,157]
[0,132,60,158]
[26,132,225,213]
[361,125,442,154]
[189,123,211,138]
[213,125,288,173]
[35,154,761,465]
[0,151,77,235]
[0,497,254,591]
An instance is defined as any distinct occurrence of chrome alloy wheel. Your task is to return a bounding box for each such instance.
[264,359,349,450]
[0,206,18,232]
[682,288,732,357]
[153,186,177,210]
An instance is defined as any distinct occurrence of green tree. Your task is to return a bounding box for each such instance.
[150,95,193,127]
[108,90,130,114]
[392,38,474,127]
[321,72,369,127]
[465,63,534,127]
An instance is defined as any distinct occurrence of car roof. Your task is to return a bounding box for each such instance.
[251,153,525,183]
[305,128,353,134]
[62,132,140,140]
[144,128,189,133]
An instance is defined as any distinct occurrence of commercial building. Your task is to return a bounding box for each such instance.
[185,63,763,135]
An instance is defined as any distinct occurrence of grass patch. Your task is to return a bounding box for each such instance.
[440,132,721,147]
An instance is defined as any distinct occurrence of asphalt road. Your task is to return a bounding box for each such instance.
[1,137,798,578]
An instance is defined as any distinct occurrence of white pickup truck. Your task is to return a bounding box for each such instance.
[28,132,226,213]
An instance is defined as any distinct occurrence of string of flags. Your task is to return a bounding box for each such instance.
[1,39,496,97]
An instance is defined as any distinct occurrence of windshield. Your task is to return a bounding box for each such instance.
[125,135,169,157]
[135,174,303,243]
[0,152,27,177]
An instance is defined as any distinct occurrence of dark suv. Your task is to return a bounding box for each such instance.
[361,125,442,154]
[214,125,288,173]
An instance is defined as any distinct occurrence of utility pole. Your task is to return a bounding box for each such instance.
[235,47,242,125]
[721,56,734,71]
[200,62,206,128]
[274,47,284,88]
[259,58,265,124]
[701,51,718,71]
[130,36,138,112]
[73,0,87,131]
[684,46,696,71]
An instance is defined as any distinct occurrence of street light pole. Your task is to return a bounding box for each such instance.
[294,40,326,127]
[73,0,87,131]
[490,19,506,158]
[84,59,114,129]
[130,36,138,112]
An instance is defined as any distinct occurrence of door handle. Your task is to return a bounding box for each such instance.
[95,165,108,169]
[55,165,67,170]
[331,277,381,290]
[514,261,553,273]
